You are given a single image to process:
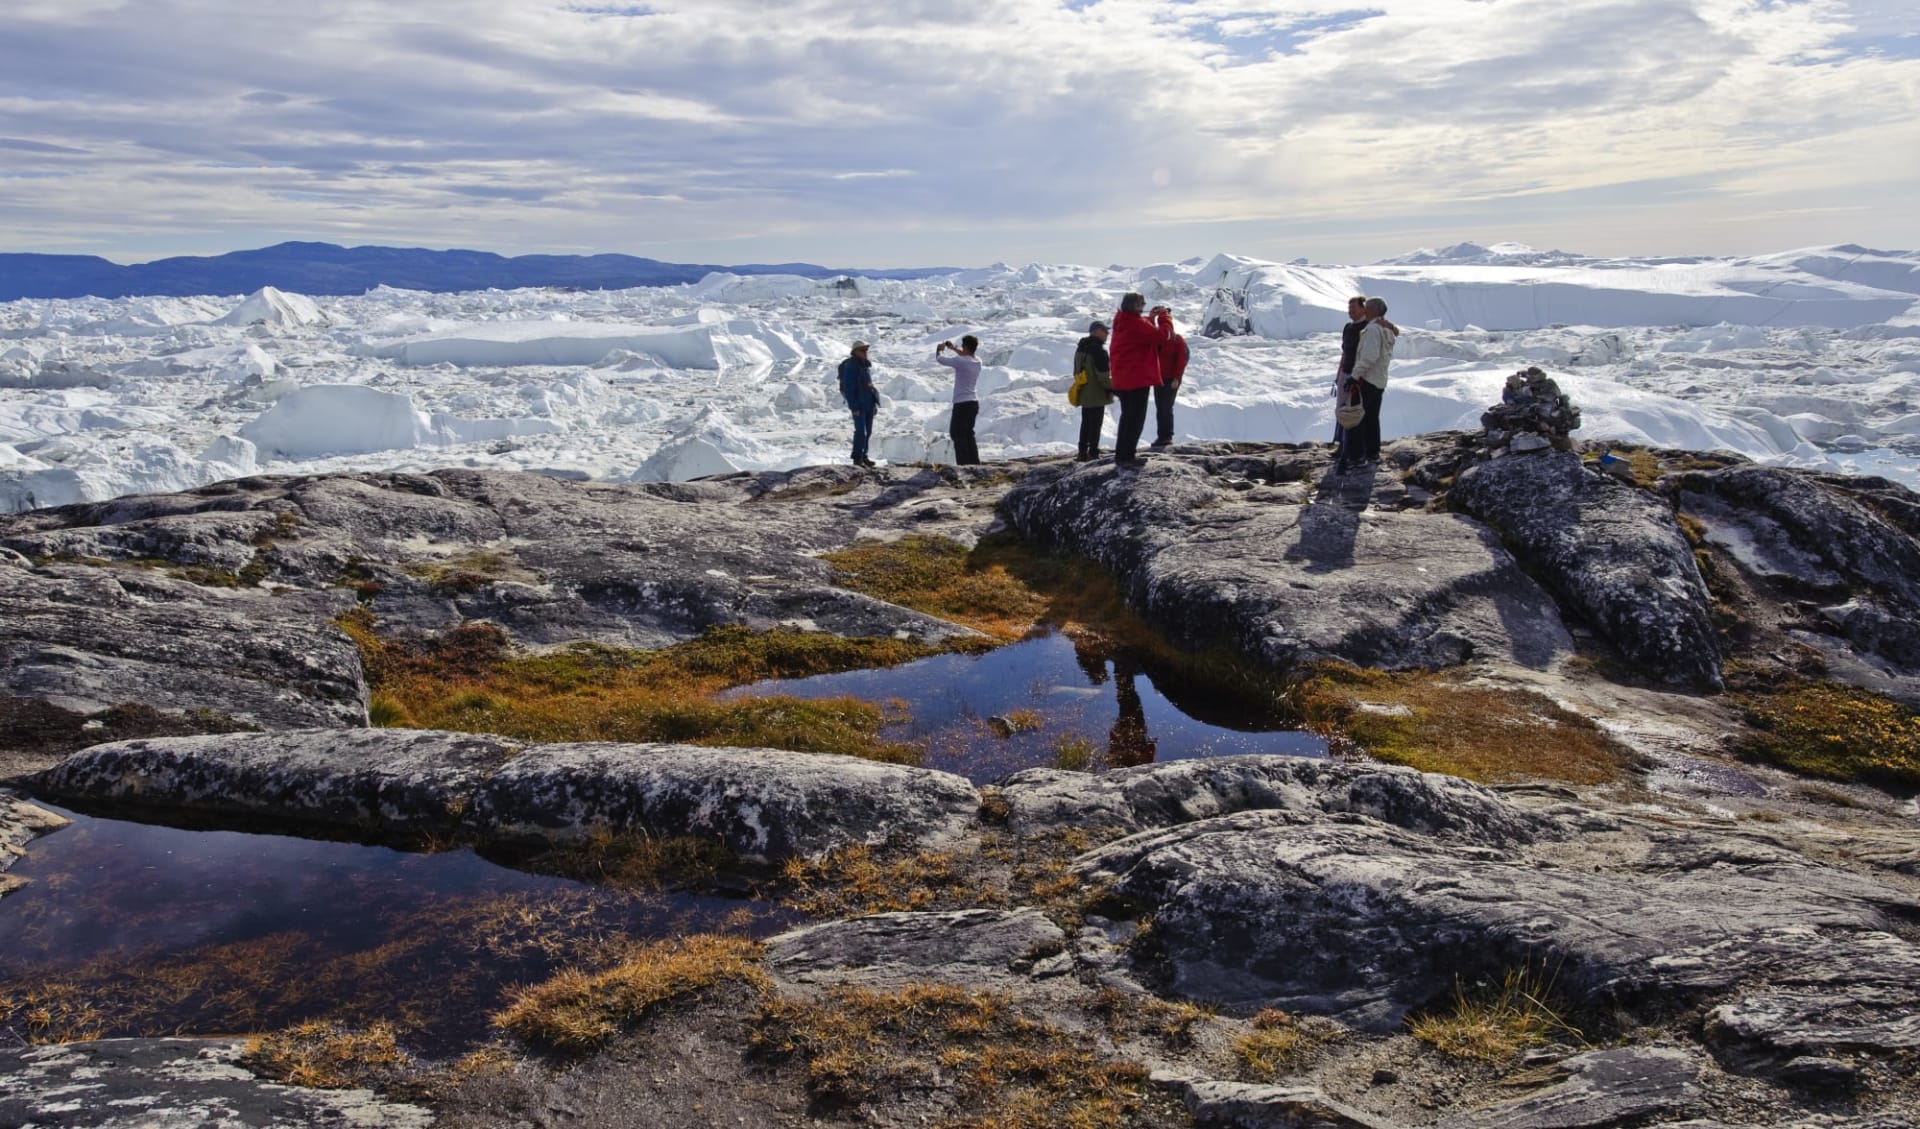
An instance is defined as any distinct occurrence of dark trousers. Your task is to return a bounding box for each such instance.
[949,400,980,465]
[1077,404,1105,457]
[1152,380,1179,444]
[1356,381,1385,461]
[850,406,876,463]
[1114,387,1151,461]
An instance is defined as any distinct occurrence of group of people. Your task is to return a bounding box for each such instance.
[1331,296,1398,475]
[834,290,1389,473]
[1070,292,1189,466]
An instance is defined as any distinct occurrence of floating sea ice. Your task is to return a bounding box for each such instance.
[213,286,329,328]
[628,435,741,482]
[774,381,822,412]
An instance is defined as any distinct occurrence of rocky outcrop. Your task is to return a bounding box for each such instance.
[0,1039,433,1128]
[1673,465,1920,675]
[993,756,1546,845]
[1057,758,1919,1043]
[0,467,993,653]
[1,791,68,895]
[1450,452,1722,689]
[1435,1047,1701,1129]
[470,741,980,861]
[0,559,368,730]
[766,909,1069,993]
[32,729,981,861]
[1000,457,1574,674]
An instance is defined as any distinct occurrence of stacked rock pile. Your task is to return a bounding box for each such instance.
[1480,365,1582,454]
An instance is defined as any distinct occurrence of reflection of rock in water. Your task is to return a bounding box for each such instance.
[1107,657,1157,768]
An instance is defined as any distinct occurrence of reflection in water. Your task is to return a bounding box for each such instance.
[0,807,790,1055]
[728,632,1324,783]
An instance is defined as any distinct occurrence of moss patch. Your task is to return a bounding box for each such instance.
[752,983,1172,1128]
[494,934,767,1052]
[1290,663,1635,784]
[1729,667,1920,788]
[340,614,938,764]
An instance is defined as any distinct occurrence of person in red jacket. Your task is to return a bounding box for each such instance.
[1108,292,1171,467]
[1150,324,1189,448]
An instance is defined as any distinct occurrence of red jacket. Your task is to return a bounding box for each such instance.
[1159,333,1189,385]
[1110,309,1171,391]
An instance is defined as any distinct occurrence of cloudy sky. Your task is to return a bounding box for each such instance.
[2,0,1917,269]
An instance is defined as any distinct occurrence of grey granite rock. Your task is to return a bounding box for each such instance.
[1436,1046,1702,1129]
[1450,452,1721,689]
[1674,465,1920,674]
[31,729,520,838]
[1,790,69,895]
[1000,456,1573,674]
[765,908,1068,992]
[0,562,367,729]
[0,1038,432,1128]
[469,741,981,861]
[1169,1077,1399,1128]
[34,729,981,860]
[993,756,1547,846]
[1075,800,1920,1033]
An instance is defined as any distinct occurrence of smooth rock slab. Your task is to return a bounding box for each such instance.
[765,908,1068,993]
[470,742,980,861]
[32,729,520,839]
[35,730,982,861]
[1169,1077,1397,1129]
[1450,452,1721,689]
[994,756,1547,845]
[0,1038,432,1128]
[1000,457,1573,673]
[0,563,367,728]
[1076,807,1920,1032]
[1436,1047,1702,1129]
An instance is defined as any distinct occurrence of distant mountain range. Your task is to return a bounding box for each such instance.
[0,241,958,301]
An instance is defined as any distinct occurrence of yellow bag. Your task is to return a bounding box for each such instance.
[1068,369,1087,407]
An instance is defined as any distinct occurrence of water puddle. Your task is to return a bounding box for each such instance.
[729,632,1325,783]
[0,805,792,1056]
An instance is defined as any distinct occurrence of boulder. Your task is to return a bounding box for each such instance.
[1000,457,1573,674]
[0,1039,432,1129]
[468,742,981,861]
[1171,1079,1396,1128]
[1450,452,1721,689]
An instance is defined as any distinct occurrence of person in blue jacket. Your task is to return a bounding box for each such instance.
[837,340,878,468]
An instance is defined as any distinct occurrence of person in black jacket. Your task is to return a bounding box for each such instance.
[837,341,878,467]
[1071,321,1112,460]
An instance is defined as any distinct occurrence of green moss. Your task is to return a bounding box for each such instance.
[1731,670,1920,787]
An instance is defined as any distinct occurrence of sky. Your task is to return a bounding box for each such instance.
[2,0,1918,270]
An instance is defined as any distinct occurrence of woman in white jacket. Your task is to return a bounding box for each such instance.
[1348,297,1398,467]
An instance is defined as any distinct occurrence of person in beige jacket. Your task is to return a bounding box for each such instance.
[1348,297,1398,467]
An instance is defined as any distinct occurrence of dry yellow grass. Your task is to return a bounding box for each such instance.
[1291,663,1634,784]
[493,934,767,1052]
[753,982,1157,1128]
[1408,967,1585,1063]
[246,1020,413,1090]
[341,614,938,763]
[1728,665,1920,787]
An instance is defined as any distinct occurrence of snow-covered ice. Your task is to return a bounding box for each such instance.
[4,246,1920,513]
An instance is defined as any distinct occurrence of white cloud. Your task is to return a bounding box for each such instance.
[0,0,1915,267]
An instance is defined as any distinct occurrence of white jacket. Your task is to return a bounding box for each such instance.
[1352,321,1398,389]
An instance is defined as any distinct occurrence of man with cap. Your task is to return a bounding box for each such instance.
[1071,319,1113,460]
[837,340,879,468]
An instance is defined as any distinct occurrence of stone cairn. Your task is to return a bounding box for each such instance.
[1480,366,1582,455]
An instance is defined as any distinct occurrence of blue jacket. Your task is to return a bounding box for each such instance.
[838,355,877,411]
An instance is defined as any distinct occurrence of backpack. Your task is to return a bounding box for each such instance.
[1068,368,1087,407]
